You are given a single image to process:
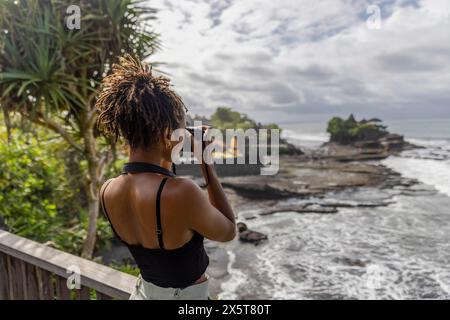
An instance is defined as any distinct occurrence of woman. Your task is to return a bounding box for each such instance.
[96,55,236,300]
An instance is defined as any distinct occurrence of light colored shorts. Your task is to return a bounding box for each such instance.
[129,274,210,300]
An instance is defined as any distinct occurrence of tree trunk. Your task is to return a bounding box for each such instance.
[79,108,114,259]
[80,116,101,259]
[2,106,12,144]
[81,188,100,259]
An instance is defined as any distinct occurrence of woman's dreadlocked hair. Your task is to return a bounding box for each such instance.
[96,54,187,149]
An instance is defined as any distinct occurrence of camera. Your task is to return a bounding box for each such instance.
[186,126,208,137]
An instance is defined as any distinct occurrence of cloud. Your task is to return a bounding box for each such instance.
[377,52,443,73]
[149,0,450,122]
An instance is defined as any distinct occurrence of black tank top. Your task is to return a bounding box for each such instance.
[101,162,209,289]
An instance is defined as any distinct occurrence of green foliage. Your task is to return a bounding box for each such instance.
[0,122,112,255]
[0,0,159,258]
[327,116,348,143]
[51,213,112,255]
[109,262,140,277]
[209,106,282,133]
[0,0,158,114]
[200,106,299,156]
[0,128,64,240]
[265,123,281,130]
[211,107,257,130]
[349,123,384,140]
[327,114,388,144]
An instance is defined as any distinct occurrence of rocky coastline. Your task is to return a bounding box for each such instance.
[204,133,426,298]
[100,123,423,298]
[216,132,421,243]
[224,141,414,205]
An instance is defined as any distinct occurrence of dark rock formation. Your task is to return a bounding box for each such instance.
[237,222,268,245]
[353,140,383,149]
[280,141,304,156]
[257,199,395,216]
[259,204,339,215]
[221,181,301,199]
[379,133,406,151]
[220,157,392,201]
[333,257,370,267]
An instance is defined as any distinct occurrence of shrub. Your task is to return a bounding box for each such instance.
[327,114,387,144]
[0,129,65,241]
[0,125,112,255]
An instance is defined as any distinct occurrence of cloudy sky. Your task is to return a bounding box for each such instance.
[148,0,450,123]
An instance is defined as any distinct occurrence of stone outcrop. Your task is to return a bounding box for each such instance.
[237,222,268,245]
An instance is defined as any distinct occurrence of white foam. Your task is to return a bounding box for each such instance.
[282,130,329,143]
[255,240,307,299]
[383,156,450,198]
[434,274,450,296]
[358,263,405,300]
[218,250,249,300]
[407,138,450,148]
[282,130,329,149]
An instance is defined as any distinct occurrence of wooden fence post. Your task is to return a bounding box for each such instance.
[0,253,8,300]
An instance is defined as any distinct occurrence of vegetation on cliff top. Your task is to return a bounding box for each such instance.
[191,106,280,131]
[191,107,302,155]
[327,114,389,145]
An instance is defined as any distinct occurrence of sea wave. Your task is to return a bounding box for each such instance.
[407,138,450,149]
[282,129,329,149]
[383,156,450,198]
[383,135,450,197]
[218,250,249,300]
[217,122,450,299]
[282,130,329,142]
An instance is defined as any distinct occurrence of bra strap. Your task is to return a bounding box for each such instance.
[101,179,124,242]
[156,177,169,249]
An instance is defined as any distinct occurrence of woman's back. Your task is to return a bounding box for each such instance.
[102,172,195,250]
[101,163,210,289]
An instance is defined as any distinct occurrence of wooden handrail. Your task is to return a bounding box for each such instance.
[0,229,136,300]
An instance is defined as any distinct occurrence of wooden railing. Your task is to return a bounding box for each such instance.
[0,229,136,300]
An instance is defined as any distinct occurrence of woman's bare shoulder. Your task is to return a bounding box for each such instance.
[100,175,127,199]
[166,177,202,194]
[100,177,115,193]
[164,177,206,207]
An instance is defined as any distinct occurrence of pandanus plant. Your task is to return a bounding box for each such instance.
[0,0,159,258]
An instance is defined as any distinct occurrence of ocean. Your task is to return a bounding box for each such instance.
[283,118,450,198]
[216,118,450,300]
